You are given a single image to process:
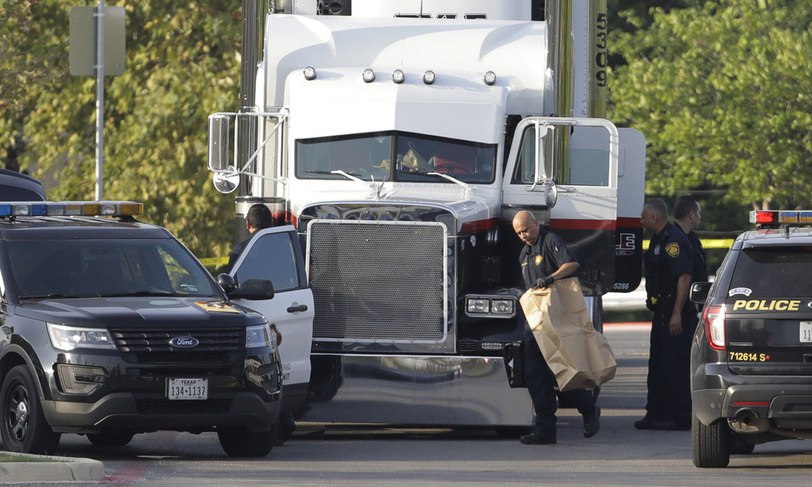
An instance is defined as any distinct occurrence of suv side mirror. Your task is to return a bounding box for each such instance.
[228,278,275,301]
[690,281,712,304]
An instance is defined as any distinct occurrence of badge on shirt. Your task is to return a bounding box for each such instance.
[666,242,680,258]
[535,255,543,266]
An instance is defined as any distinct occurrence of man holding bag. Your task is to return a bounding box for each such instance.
[512,211,600,445]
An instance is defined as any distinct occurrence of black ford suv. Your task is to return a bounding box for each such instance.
[0,201,282,456]
[690,210,812,467]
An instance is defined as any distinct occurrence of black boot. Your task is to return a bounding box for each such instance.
[583,408,601,438]
[519,429,556,445]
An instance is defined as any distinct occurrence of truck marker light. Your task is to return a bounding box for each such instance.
[392,69,405,84]
[362,68,375,83]
[483,71,496,85]
[303,66,317,80]
[423,70,435,85]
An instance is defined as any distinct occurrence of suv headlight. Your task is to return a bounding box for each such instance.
[47,323,115,351]
[246,323,276,349]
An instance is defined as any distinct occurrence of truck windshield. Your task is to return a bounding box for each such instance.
[296,131,496,184]
[7,238,220,299]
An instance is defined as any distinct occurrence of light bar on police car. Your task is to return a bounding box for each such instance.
[0,201,143,218]
[750,209,812,225]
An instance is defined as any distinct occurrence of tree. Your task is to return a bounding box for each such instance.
[0,1,243,258]
[609,0,812,210]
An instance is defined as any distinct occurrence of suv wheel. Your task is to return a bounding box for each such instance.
[0,365,61,454]
[218,424,277,457]
[692,415,730,467]
[87,430,135,447]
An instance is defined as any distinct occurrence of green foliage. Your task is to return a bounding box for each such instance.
[610,0,812,210]
[0,1,242,258]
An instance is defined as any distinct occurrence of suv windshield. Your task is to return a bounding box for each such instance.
[7,238,219,299]
[296,131,496,184]
[729,246,812,297]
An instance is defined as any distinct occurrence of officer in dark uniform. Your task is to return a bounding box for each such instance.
[636,198,695,430]
[673,195,709,283]
[226,203,273,272]
[512,210,600,445]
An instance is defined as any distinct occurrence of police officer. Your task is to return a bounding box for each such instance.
[512,210,600,444]
[636,198,694,430]
[673,195,709,284]
[226,203,273,272]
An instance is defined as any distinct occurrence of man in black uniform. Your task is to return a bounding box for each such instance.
[512,210,600,445]
[226,203,273,272]
[636,198,694,430]
[673,195,709,284]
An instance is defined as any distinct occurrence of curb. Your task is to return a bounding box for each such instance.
[0,452,104,483]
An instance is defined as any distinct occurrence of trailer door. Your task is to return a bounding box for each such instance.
[230,225,314,409]
[502,117,619,295]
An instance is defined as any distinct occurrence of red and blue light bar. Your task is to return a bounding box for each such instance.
[0,201,143,218]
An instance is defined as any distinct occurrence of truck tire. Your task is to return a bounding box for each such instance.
[692,415,730,468]
[0,365,61,454]
[87,430,135,447]
[218,424,277,457]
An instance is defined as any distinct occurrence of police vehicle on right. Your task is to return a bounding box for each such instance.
[690,209,812,467]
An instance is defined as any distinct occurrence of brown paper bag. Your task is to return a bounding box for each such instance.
[519,277,617,391]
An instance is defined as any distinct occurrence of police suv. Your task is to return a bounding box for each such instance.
[0,201,282,456]
[690,209,812,467]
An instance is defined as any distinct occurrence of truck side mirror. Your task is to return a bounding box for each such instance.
[208,114,230,172]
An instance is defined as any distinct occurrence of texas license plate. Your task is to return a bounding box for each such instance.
[166,378,208,400]
[800,322,812,343]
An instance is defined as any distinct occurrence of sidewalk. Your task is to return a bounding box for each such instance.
[0,452,104,483]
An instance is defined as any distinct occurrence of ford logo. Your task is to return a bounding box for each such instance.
[169,336,200,349]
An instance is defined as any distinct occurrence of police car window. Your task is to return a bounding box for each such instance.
[234,233,300,292]
[7,239,217,299]
[729,247,812,297]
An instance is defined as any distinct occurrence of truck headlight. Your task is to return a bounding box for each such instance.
[246,323,276,349]
[47,323,115,351]
[466,298,490,314]
[464,295,517,319]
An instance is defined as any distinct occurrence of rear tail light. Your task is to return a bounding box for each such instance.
[702,304,726,351]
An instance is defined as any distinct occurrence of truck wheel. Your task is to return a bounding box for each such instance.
[87,430,135,447]
[218,424,277,457]
[0,365,61,454]
[692,414,730,467]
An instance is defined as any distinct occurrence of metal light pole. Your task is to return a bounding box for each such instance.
[95,0,106,200]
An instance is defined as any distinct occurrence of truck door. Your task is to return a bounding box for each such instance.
[229,225,314,410]
[502,117,619,295]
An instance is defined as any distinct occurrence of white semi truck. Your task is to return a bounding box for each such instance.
[209,0,645,429]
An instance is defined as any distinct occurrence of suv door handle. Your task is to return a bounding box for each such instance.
[287,304,308,313]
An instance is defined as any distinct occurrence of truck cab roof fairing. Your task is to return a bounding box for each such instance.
[262,15,546,115]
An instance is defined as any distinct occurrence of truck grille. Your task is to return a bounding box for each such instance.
[111,328,244,364]
[307,220,447,344]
